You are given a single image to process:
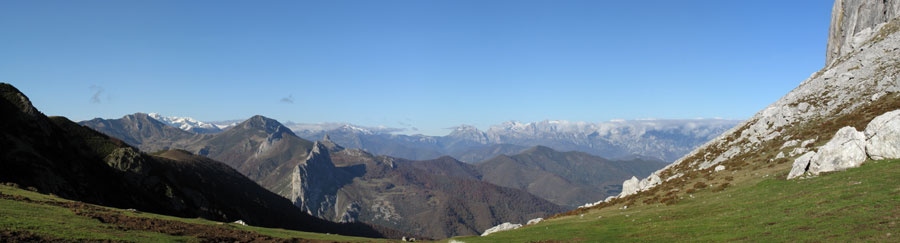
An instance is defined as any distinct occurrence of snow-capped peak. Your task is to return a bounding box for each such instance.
[147,113,232,134]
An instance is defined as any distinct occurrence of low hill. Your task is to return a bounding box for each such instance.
[476,146,667,208]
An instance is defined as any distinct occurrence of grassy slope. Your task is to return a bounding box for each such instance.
[0,184,387,242]
[453,159,900,242]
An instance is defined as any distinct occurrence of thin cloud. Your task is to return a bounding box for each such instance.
[89,85,104,104]
[279,95,294,104]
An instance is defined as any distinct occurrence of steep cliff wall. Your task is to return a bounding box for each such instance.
[826,0,900,66]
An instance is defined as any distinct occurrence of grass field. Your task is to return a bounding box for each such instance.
[4,159,899,242]
[0,184,388,242]
[452,159,900,242]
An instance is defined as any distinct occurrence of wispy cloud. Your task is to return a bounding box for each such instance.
[89,85,104,104]
[279,95,294,104]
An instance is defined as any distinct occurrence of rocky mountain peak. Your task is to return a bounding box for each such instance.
[448,125,488,144]
[0,83,40,117]
[290,141,349,218]
[239,115,295,136]
[826,0,900,66]
[319,134,345,152]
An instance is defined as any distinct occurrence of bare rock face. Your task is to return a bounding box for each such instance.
[809,126,868,175]
[619,176,641,197]
[788,152,816,179]
[827,0,900,66]
[865,110,900,159]
[290,142,349,218]
[480,222,522,237]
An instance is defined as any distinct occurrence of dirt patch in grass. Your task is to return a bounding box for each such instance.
[0,230,78,243]
[0,192,332,243]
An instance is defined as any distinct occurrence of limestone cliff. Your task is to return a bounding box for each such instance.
[827,0,900,66]
[290,141,352,219]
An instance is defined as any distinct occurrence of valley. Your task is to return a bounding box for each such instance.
[3,0,900,242]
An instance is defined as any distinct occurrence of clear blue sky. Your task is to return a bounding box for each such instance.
[1,0,833,135]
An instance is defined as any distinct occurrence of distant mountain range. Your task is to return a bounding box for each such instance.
[290,119,741,163]
[147,113,235,134]
[80,113,577,238]
[0,83,398,239]
[109,113,739,163]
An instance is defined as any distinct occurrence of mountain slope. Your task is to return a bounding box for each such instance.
[458,158,900,242]
[79,112,206,153]
[296,146,566,239]
[476,146,666,207]
[465,1,900,240]
[0,184,389,242]
[0,83,394,238]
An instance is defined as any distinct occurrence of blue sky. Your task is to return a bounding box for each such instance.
[2,0,833,135]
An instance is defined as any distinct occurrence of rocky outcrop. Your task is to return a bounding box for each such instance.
[809,127,868,175]
[290,142,350,218]
[788,152,816,179]
[827,0,900,66]
[104,147,150,175]
[865,110,900,159]
[620,176,641,197]
[789,109,900,179]
[591,1,900,203]
[480,222,522,236]
[714,165,726,172]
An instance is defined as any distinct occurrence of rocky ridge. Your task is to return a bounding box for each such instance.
[827,0,900,66]
[583,3,900,208]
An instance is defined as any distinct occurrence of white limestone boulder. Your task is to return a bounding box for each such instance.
[481,222,522,236]
[865,110,900,160]
[638,174,661,191]
[526,218,543,225]
[809,127,867,175]
[788,152,816,179]
[714,165,726,172]
[619,176,640,197]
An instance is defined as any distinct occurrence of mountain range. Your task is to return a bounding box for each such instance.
[0,83,400,239]
[290,119,741,163]
[139,113,739,163]
[5,0,900,241]
[78,110,670,238]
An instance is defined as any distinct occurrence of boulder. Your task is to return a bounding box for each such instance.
[638,174,661,191]
[809,127,867,175]
[865,110,900,160]
[788,152,816,179]
[526,218,543,225]
[481,222,522,236]
[714,165,726,172]
[619,176,641,197]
